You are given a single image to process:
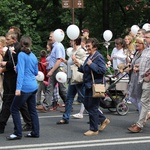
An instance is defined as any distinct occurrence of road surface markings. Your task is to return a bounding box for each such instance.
[1,136,150,149]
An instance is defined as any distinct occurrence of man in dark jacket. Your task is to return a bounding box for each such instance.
[0,32,31,133]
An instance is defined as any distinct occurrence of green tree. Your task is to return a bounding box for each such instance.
[0,0,42,55]
[0,0,150,57]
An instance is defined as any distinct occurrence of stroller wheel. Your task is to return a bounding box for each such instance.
[116,102,129,116]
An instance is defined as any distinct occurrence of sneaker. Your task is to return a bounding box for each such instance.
[124,98,132,104]
[126,100,132,104]
[99,118,110,131]
[72,113,83,119]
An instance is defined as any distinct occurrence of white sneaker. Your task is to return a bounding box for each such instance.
[127,100,132,104]
[72,113,83,119]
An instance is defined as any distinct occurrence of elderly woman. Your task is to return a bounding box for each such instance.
[128,37,146,112]
[128,31,150,133]
[78,38,110,136]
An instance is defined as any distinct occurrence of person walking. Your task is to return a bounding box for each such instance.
[36,31,67,111]
[36,40,61,111]
[36,50,47,106]
[6,36,40,140]
[56,36,87,124]
[128,31,150,133]
[77,38,110,136]
[0,32,32,134]
[127,37,145,112]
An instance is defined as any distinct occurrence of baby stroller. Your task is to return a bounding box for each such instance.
[100,71,129,116]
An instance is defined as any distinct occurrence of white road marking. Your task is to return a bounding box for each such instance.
[1,136,150,149]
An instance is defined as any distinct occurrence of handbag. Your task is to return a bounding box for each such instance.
[91,71,105,98]
[70,64,83,83]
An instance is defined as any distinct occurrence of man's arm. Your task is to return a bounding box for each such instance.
[47,58,62,77]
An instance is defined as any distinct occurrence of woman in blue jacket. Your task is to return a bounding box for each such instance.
[6,36,40,140]
[78,38,110,136]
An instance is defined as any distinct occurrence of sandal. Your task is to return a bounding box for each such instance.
[56,120,68,125]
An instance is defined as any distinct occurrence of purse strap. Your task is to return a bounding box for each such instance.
[91,70,95,84]
[91,71,105,84]
[90,54,104,84]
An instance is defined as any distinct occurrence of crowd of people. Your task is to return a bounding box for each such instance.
[0,25,150,140]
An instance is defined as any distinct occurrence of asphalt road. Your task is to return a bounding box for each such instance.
[0,102,150,150]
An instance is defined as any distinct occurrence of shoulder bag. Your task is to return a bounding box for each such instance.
[91,71,105,98]
[70,64,83,83]
[91,54,105,97]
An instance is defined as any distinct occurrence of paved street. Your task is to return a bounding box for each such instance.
[0,102,150,150]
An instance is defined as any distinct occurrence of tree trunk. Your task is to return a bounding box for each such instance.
[102,0,110,31]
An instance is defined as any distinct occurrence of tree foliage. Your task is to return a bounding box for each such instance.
[0,0,149,56]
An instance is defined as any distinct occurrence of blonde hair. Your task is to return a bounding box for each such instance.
[135,37,144,44]
[0,36,6,47]
[124,35,135,51]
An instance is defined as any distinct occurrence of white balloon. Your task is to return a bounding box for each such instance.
[103,30,113,41]
[56,72,67,83]
[53,29,65,42]
[131,25,140,35]
[66,47,73,57]
[142,23,150,31]
[36,71,44,81]
[66,24,80,40]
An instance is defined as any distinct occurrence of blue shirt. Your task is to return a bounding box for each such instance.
[46,42,66,70]
[16,52,38,92]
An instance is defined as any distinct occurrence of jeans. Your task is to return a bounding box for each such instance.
[62,83,85,122]
[84,88,106,131]
[10,90,39,137]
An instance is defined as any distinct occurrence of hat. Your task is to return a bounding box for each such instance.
[82,29,89,33]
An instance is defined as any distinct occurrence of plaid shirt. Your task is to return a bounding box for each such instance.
[139,47,150,83]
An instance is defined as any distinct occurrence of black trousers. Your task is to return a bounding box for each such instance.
[0,73,31,130]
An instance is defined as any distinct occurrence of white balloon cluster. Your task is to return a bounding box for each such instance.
[53,24,80,83]
[53,24,80,42]
[130,23,150,35]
